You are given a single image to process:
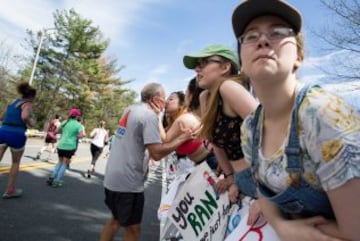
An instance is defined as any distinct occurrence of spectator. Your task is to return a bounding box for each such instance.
[99,83,192,241]
[233,0,360,240]
[185,77,204,117]
[183,44,258,203]
[159,89,218,170]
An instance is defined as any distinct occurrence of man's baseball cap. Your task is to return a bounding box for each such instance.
[183,44,239,70]
[232,0,302,38]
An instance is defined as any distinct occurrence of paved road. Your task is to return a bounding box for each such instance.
[0,138,163,241]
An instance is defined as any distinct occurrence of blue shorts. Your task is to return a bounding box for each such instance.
[0,128,27,150]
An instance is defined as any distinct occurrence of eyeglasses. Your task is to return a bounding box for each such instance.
[196,58,224,69]
[238,26,295,45]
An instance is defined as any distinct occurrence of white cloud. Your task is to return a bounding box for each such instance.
[300,50,360,111]
[62,0,148,47]
[299,49,360,84]
[0,0,168,78]
[323,81,360,93]
[0,0,163,49]
[0,0,54,30]
[3,0,357,105]
[149,64,168,76]
[302,50,347,69]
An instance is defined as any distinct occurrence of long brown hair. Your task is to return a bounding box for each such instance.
[164,91,186,130]
[200,72,250,141]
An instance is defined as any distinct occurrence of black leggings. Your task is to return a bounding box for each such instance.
[90,143,103,165]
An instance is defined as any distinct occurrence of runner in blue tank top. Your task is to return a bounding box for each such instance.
[0,82,36,199]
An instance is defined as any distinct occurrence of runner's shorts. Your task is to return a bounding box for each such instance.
[90,143,103,159]
[45,136,57,144]
[104,188,144,226]
[0,128,26,150]
[57,148,76,159]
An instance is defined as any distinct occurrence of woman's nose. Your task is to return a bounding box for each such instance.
[256,34,270,48]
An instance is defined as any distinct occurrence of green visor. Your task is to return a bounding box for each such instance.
[183,44,239,70]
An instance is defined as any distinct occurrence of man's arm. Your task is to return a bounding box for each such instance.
[147,130,191,161]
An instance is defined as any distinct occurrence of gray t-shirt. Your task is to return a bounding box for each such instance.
[104,103,161,192]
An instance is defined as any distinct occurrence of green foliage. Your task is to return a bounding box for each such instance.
[20,8,136,133]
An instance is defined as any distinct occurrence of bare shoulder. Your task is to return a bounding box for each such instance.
[22,101,33,107]
[21,101,33,111]
[176,113,200,128]
[220,79,247,93]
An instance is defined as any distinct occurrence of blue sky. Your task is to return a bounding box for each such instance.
[1,0,359,108]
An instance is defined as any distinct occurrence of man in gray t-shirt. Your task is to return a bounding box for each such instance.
[100,83,191,241]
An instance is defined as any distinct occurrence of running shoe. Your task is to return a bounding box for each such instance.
[46,177,54,186]
[51,180,63,188]
[86,170,92,178]
[2,188,23,199]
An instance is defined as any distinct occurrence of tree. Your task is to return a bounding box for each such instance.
[22,9,136,131]
[0,40,21,111]
[316,0,360,80]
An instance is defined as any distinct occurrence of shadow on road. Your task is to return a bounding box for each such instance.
[0,163,162,241]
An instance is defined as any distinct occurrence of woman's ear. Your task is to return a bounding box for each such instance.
[221,62,232,75]
[293,55,302,71]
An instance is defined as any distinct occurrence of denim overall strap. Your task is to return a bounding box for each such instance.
[251,104,263,173]
[285,84,313,174]
[253,84,334,218]
[231,104,263,199]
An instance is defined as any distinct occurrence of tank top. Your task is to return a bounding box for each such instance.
[2,99,27,129]
[48,120,57,133]
[211,98,244,161]
[176,138,203,156]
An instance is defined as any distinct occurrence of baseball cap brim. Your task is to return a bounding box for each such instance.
[232,0,302,38]
[183,44,239,70]
[183,53,212,69]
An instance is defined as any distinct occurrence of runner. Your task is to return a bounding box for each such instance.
[35,114,62,161]
[0,82,36,198]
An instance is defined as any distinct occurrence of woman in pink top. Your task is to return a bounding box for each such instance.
[159,81,218,170]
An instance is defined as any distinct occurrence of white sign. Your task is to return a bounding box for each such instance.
[224,202,279,241]
[166,162,231,241]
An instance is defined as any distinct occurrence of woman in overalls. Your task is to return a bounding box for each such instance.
[232,0,360,240]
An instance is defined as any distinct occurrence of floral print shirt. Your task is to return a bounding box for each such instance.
[241,86,360,193]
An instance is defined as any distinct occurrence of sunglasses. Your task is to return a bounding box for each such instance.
[196,58,224,69]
